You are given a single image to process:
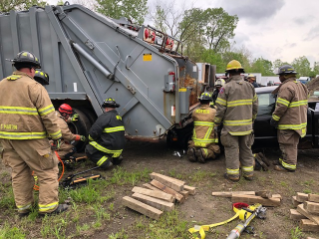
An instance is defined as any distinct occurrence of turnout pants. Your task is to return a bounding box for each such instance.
[188,141,220,159]
[85,144,115,169]
[278,130,299,171]
[1,139,59,214]
[220,131,254,178]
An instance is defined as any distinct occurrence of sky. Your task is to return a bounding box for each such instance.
[47,0,319,67]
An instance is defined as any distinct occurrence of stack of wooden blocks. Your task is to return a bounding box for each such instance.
[122,172,196,220]
[290,192,319,233]
[212,191,282,207]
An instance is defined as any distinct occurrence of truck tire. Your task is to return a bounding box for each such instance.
[69,108,94,152]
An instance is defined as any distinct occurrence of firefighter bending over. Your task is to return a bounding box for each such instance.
[270,65,308,172]
[0,51,68,217]
[85,98,125,169]
[187,92,220,163]
[33,72,86,160]
[214,60,258,182]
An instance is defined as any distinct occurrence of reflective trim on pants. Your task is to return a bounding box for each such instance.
[17,203,32,211]
[39,201,58,212]
[226,168,239,175]
[279,158,296,171]
[97,155,108,167]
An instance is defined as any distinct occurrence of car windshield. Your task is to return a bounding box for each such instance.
[257,92,276,116]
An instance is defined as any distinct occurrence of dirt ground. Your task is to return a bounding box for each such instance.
[1,141,319,239]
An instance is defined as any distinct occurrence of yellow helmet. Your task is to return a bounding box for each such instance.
[226,60,244,72]
[247,74,256,80]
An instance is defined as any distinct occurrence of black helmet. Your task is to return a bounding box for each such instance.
[277,65,297,75]
[34,70,49,85]
[198,92,212,101]
[12,51,41,69]
[102,98,120,108]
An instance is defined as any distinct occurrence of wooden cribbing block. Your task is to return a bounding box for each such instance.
[132,193,174,212]
[292,196,302,207]
[231,195,281,207]
[184,185,196,195]
[143,183,162,192]
[122,196,163,220]
[179,190,190,199]
[297,192,309,202]
[308,194,319,203]
[300,219,319,232]
[212,191,255,197]
[272,194,282,200]
[290,209,307,220]
[132,187,174,202]
[150,172,185,191]
[150,179,184,203]
[306,237,317,239]
[255,190,272,199]
[304,201,319,214]
[297,204,319,225]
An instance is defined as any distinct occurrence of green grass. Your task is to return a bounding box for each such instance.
[290,226,304,239]
[0,223,26,239]
[0,186,15,210]
[108,229,128,239]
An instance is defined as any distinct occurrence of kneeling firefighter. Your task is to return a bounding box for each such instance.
[187,92,220,163]
[85,98,125,169]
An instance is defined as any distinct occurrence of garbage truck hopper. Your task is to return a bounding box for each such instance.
[0,4,202,148]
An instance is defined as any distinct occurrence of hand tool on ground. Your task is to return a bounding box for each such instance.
[60,166,102,188]
[226,204,267,239]
[188,203,266,239]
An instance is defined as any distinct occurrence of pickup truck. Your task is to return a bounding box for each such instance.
[167,86,319,149]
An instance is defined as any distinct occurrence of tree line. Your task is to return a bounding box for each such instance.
[2,0,318,77]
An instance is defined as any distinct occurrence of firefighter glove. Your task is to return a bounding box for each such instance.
[270,118,278,128]
[80,135,86,142]
[52,138,62,150]
[70,113,79,122]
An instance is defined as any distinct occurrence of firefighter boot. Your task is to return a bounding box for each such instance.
[187,148,197,162]
[224,173,240,182]
[195,148,205,163]
[274,165,295,172]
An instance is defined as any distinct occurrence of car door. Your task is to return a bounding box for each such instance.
[253,91,278,148]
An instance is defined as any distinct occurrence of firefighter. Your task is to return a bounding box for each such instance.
[187,92,220,163]
[247,74,259,88]
[211,78,226,108]
[214,60,258,182]
[85,98,125,169]
[0,51,68,217]
[55,103,86,159]
[270,65,308,172]
[33,72,86,160]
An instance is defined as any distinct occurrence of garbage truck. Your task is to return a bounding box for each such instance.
[0,4,214,149]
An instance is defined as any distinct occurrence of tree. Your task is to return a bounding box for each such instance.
[57,0,64,5]
[0,0,47,12]
[251,57,274,76]
[291,56,311,77]
[202,8,238,52]
[72,0,97,10]
[96,0,147,25]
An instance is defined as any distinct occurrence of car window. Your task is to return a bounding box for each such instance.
[257,93,276,116]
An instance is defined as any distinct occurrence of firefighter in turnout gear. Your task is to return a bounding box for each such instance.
[270,65,308,172]
[214,60,258,182]
[85,98,125,169]
[211,78,226,108]
[55,103,86,159]
[187,92,220,163]
[0,51,68,217]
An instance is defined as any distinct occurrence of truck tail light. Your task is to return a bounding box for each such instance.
[169,72,175,92]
